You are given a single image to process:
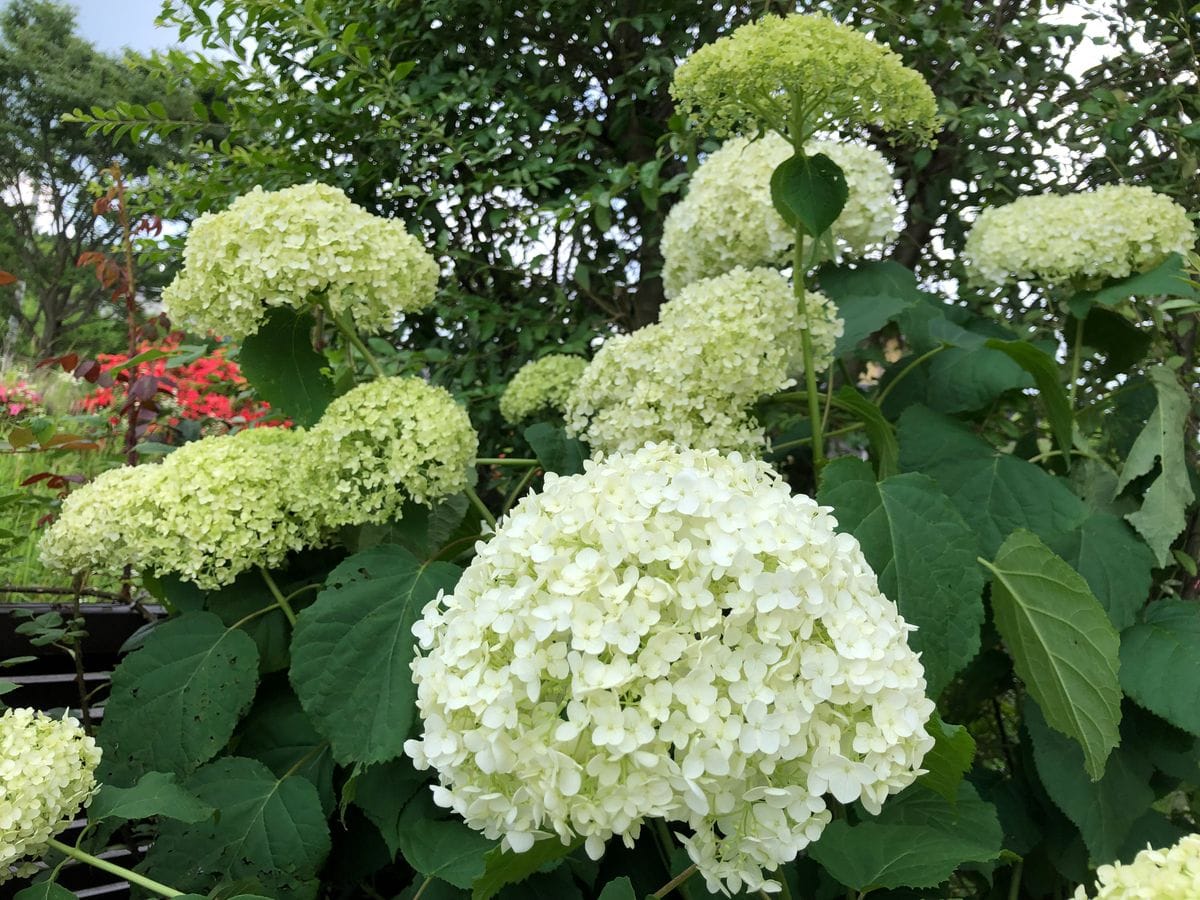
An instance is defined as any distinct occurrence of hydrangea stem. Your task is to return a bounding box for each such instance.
[1068,313,1086,409]
[793,232,826,469]
[258,566,298,626]
[653,862,698,897]
[46,837,183,897]
[475,457,539,467]
[465,484,497,529]
[320,298,386,379]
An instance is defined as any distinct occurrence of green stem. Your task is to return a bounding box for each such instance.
[1068,313,1086,409]
[47,837,183,897]
[475,457,539,467]
[502,465,540,515]
[283,582,323,605]
[258,567,297,626]
[413,875,434,900]
[773,422,864,454]
[653,862,698,898]
[777,872,795,900]
[763,390,809,405]
[875,345,946,406]
[1008,859,1024,900]
[793,232,825,469]
[465,484,497,530]
[322,299,386,379]
[229,602,281,631]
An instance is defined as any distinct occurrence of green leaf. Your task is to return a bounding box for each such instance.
[236,685,335,815]
[923,344,1033,414]
[352,757,430,857]
[1119,599,1200,737]
[290,545,462,765]
[916,714,976,803]
[596,877,636,900]
[238,307,334,427]
[398,788,498,889]
[1048,514,1154,630]
[817,260,925,354]
[99,611,259,784]
[1116,365,1194,565]
[770,152,848,238]
[981,530,1121,780]
[1070,308,1152,377]
[206,576,291,674]
[88,770,214,824]
[818,458,985,694]
[899,406,1086,557]
[808,781,1001,891]
[472,838,581,899]
[829,388,899,479]
[985,339,1073,463]
[524,422,586,476]
[145,756,331,898]
[1024,700,1153,863]
[14,882,78,899]
[1070,253,1198,313]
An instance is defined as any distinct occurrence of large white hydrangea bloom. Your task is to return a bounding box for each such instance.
[1,709,101,883]
[162,183,439,338]
[499,355,588,425]
[661,133,900,298]
[963,185,1195,287]
[1074,834,1200,899]
[566,267,842,455]
[406,444,935,895]
[299,376,478,528]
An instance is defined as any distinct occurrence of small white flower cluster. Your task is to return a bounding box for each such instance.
[661,133,900,298]
[1,709,101,883]
[499,355,589,424]
[162,183,439,339]
[566,267,842,455]
[406,444,935,895]
[1074,834,1200,899]
[963,185,1195,288]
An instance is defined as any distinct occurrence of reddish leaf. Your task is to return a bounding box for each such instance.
[20,472,54,486]
[0,270,17,286]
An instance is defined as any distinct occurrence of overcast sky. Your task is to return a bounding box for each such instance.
[69,0,185,53]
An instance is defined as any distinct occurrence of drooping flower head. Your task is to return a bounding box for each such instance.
[963,185,1195,288]
[300,376,478,528]
[566,267,841,454]
[1,709,101,883]
[499,355,589,424]
[671,13,939,143]
[661,133,900,297]
[1074,834,1200,899]
[406,444,935,895]
[162,183,439,339]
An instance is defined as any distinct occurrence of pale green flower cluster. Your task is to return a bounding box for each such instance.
[1,708,101,883]
[964,185,1195,287]
[300,377,478,528]
[671,13,939,143]
[1074,834,1200,899]
[162,183,439,339]
[499,355,588,424]
[407,444,935,896]
[566,267,842,454]
[661,133,901,298]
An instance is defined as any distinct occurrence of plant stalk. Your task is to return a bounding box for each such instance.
[653,862,699,898]
[793,232,825,469]
[258,567,297,625]
[1068,313,1086,408]
[465,484,497,530]
[47,838,182,897]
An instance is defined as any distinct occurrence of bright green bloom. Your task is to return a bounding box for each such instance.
[661,133,900,297]
[500,355,588,424]
[964,185,1195,287]
[300,377,478,528]
[1074,834,1200,898]
[162,183,439,339]
[1,708,101,883]
[671,13,938,143]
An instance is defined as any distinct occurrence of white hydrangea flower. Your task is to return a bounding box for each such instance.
[565,267,842,455]
[1074,834,1200,899]
[299,376,478,528]
[963,185,1195,288]
[661,133,900,298]
[0,708,101,883]
[499,355,589,424]
[406,444,935,896]
[162,183,439,338]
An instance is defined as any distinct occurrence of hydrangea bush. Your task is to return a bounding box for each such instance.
[9,9,1199,900]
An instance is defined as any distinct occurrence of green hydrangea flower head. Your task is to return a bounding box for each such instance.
[1074,834,1200,898]
[301,377,478,528]
[1,708,101,883]
[661,133,900,297]
[499,355,589,424]
[964,185,1195,287]
[671,13,939,143]
[162,182,439,339]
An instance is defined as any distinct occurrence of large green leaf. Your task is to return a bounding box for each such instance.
[816,260,924,354]
[145,756,330,898]
[1119,599,1200,737]
[1049,513,1153,630]
[14,882,78,899]
[1025,701,1153,863]
[819,458,985,694]
[770,151,847,238]
[916,714,976,803]
[1070,308,1152,377]
[596,877,636,900]
[981,530,1121,779]
[829,388,899,479]
[290,545,462,765]
[808,782,1001,891]
[1116,365,1194,565]
[238,307,334,427]
[472,838,581,899]
[88,770,214,824]
[397,788,498,889]
[352,757,430,857]
[99,611,259,784]
[1070,253,1198,314]
[899,405,1086,556]
[924,344,1033,414]
[524,422,585,476]
[985,339,1073,462]
[236,685,335,815]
